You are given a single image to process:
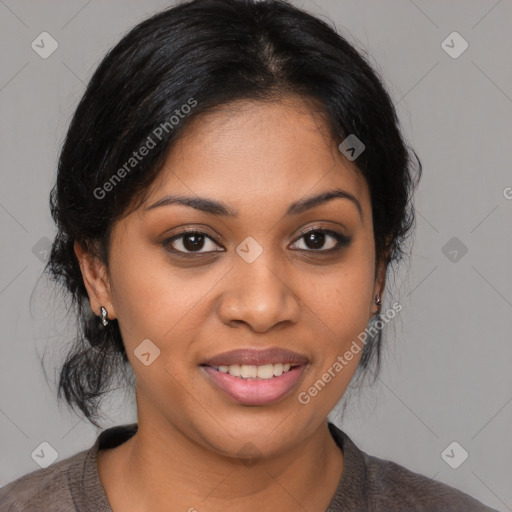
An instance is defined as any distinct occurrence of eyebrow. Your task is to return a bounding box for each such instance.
[145,187,363,220]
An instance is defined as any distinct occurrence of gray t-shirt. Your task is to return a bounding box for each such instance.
[0,422,500,511]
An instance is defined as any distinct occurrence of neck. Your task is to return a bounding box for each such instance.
[98,417,344,512]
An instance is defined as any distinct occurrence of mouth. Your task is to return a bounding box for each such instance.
[200,348,309,406]
[207,362,299,379]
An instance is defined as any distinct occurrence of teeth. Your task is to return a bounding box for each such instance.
[214,363,295,379]
[241,365,258,378]
[257,364,274,379]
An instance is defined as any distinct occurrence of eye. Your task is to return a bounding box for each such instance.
[163,230,223,255]
[162,227,351,256]
[290,228,351,252]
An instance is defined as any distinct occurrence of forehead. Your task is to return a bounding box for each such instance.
[143,97,370,217]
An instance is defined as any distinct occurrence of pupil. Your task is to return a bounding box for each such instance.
[183,233,204,251]
[306,231,325,249]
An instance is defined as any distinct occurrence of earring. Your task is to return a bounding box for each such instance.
[372,293,382,316]
[100,306,109,326]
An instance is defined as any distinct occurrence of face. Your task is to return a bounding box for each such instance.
[79,96,385,459]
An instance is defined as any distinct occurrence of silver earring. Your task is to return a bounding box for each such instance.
[100,306,109,326]
[372,294,382,316]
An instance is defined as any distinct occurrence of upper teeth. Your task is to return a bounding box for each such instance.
[214,363,292,379]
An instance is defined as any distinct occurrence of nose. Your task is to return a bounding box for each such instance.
[218,255,301,333]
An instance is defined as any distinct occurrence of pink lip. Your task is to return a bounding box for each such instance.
[202,364,307,406]
[202,347,309,367]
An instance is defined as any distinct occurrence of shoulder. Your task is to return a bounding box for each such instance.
[0,448,89,512]
[364,452,499,511]
[327,422,499,511]
[0,423,136,512]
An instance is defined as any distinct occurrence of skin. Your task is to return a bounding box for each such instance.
[75,95,387,512]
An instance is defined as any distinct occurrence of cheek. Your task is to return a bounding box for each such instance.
[294,271,374,412]
[324,281,373,339]
[110,231,375,347]
[108,244,218,352]
[300,278,371,388]
[107,252,210,407]
[299,262,374,342]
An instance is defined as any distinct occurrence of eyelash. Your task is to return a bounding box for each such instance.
[162,227,352,256]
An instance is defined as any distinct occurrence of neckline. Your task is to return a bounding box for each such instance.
[73,421,366,511]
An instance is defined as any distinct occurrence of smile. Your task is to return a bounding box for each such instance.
[211,363,294,379]
[201,364,307,406]
[200,347,309,406]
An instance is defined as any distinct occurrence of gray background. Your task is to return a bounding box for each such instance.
[0,0,511,509]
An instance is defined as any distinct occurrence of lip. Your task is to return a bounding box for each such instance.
[200,347,310,406]
[201,347,309,367]
[202,364,308,406]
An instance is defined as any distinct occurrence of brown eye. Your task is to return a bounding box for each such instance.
[291,229,351,252]
[163,231,223,255]
[162,228,351,257]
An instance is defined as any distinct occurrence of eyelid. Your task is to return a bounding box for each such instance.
[293,223,347,240]
[162,228,224,254]
[290,226,351,251]
[162,225,351,255]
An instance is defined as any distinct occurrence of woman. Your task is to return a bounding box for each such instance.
[0,0,500,510]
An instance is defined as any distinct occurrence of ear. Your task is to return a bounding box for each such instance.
[373,259,386,307]
[371,239,392,315]
[74,241,116,320]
